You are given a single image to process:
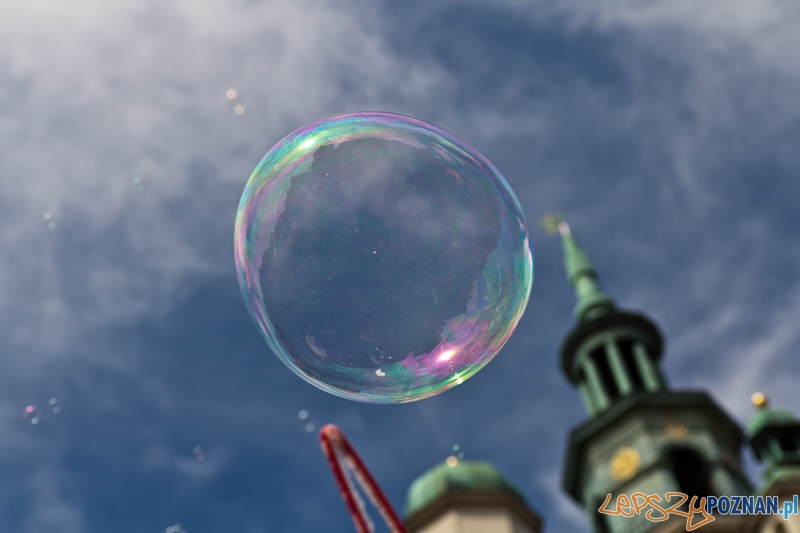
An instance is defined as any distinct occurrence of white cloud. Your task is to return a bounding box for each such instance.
[0,0,451,365]
[24,468,85,533]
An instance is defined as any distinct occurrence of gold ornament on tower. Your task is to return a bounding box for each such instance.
[610,447,641,481]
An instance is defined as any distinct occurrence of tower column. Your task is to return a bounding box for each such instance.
[710,465,740,496]
[633,343,663,392]
[577,383,597,417]
[769,438,785,463]
[605,341,633,396]
[581,358,610,412]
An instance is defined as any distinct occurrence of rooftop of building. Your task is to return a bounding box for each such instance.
[405,458,526,517]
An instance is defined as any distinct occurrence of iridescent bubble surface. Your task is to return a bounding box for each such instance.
[234,112,533,403]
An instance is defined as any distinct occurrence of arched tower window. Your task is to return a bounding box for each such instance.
[666,447,714,500]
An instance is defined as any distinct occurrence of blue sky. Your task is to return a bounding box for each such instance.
[1,0,799,531]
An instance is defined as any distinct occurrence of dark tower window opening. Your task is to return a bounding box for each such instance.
[618,339,645,391]
[590,346,620,401]
[776,428,799,453]
[666,447,714,500]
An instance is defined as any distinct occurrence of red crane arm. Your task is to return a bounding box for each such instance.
[319,424,408,533]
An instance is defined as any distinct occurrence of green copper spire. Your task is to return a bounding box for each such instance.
[543,213,614,322]
[551,216,752,533]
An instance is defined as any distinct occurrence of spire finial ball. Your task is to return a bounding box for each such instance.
[540,212,570,237]
[751,392,768,409]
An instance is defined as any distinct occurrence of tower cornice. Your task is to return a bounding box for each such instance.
[562,391,747,503]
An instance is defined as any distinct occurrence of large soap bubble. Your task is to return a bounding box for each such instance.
[234,112,533,403]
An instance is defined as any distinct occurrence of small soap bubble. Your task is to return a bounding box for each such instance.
[24,405,40,424]
[452,444,460,452]
[446,456,458,467]
[44,212,52,220]
[234,112,533,403]
[226,89,237,100]
[48,222,56,229]
[234,105,244,115]
[457,452,464,459]
[296,410,319,434]
[133,177,141,185]
[52,406,60,413]
[49,398,57,405]
[192,446,205,462]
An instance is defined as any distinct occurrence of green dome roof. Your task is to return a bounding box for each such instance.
[405,460,524,517]
[748,407,797,437]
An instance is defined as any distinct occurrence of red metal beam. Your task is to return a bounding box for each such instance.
[319,424,408,533]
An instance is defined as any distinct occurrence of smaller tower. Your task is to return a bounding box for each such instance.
[404,459,542,533]
[748,392,800,533]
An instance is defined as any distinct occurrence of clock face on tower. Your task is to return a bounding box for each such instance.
[610,447,641,481]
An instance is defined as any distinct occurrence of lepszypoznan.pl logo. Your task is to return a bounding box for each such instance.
[598,492,799,531]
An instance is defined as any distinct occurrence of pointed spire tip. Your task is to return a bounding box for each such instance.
[541,212,571,236]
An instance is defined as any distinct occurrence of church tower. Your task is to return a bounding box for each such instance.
[748,393,800,533]
[548,216,753,532]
